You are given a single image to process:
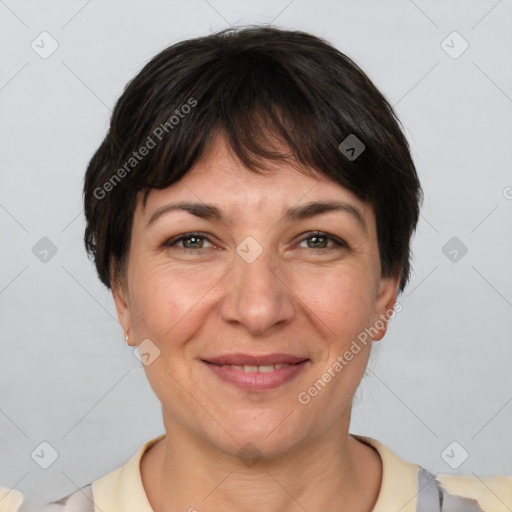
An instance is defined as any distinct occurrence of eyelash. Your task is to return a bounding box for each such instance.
[164,231,349,253]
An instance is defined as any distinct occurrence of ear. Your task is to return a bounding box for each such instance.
[111,263,136,346]
[371,267,401,342]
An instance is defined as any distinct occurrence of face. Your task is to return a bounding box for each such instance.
[113,135,399,460]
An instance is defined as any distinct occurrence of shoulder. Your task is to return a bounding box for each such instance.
[0,487,24,512]
[352,434,512,512]
[38,434,165,512]
[435,473,512,512]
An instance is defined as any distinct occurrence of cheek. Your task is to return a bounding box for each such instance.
[127,260,223,342]
[297,262,376,344]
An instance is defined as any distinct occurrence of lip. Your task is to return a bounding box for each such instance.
[202,354,310,392]
[204,353,308,366]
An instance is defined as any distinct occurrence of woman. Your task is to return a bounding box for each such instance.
[33,25,511,511]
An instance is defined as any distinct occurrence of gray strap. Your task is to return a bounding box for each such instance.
[417,468,442,512]
[417,468,485,512]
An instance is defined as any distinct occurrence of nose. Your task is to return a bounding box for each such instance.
[219,245,295,336]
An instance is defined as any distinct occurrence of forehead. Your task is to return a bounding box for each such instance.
[139,135,375,230]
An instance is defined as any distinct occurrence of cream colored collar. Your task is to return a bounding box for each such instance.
[92,433,421,512]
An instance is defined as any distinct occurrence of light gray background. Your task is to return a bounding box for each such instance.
[1,0,511,505]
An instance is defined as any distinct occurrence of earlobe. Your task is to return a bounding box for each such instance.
[124,330,136,347]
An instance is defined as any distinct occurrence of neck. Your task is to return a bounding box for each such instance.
[141,419,382,512]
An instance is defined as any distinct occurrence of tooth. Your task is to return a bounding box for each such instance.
[258,365,275,372]
[225,363,293,372]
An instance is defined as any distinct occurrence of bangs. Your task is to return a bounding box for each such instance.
[111,44,365,204]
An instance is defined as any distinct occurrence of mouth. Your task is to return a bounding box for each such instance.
[202,353,310,391]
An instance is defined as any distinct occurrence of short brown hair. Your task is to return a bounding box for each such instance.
[84,25,422,292]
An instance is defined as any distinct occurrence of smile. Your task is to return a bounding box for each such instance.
[202,359,310,391]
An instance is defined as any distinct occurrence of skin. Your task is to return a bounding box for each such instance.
[112,133,401,511]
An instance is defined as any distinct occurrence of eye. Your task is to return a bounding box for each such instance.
[164,232,214,250]
[163,231,348,253]
[298,231,349,251]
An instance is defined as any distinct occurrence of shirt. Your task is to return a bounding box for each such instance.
[0,488,23,512]
[29,433,512,511]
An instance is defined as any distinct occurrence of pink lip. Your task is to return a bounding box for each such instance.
[204,353,308,366]
[202,358,310,392]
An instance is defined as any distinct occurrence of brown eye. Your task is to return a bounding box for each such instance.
[164,232,214,250]
[299,231,349,251]
[305,234,329,249]
[181,235,205,249]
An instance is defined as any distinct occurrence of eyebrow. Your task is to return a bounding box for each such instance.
[146,200,367,232]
